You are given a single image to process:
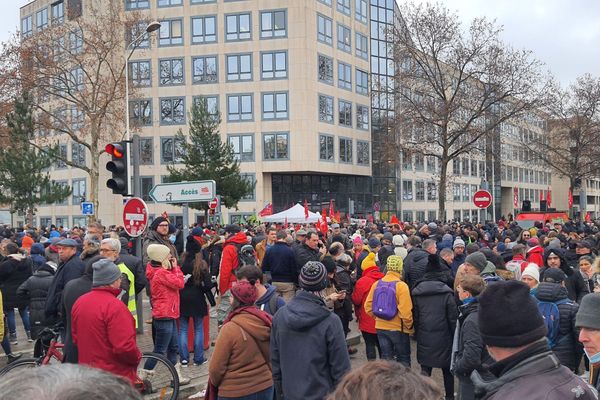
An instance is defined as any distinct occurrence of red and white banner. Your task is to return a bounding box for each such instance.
[513,187,519,208]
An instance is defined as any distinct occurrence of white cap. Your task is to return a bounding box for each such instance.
[522,263,540,282]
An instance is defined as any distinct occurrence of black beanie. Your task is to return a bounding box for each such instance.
[478,280,547,347]
[425,254,445,273]
[299,261,328,292]
[150,217,168,231]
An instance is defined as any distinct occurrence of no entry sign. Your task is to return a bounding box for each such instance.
[473,190,493,209]
[123,197,149,237]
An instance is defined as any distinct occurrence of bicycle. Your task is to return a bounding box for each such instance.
[0,326,180,400]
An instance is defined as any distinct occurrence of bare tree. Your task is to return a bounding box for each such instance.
[521,74,600,216]
[0,1,147,220]
[387,2,548,219]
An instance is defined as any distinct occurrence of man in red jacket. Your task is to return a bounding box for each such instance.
[216,224,249,326]
[72,259,141,385]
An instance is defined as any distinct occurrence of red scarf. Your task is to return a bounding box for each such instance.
[223,306,273,327]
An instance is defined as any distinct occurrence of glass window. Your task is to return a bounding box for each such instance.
[126,0,149,9]
[414,153,424,171]
[159,97,185,125]
[139,137,154,165]
[356,68,368,94]
[36,8,48,31]
[129,60,151,87]
[357,141,369,165]
[161,136,185,163]
[426,156,436,173]
[159,19,183,46]
[415,181,425,201]
[191,16,216,43]
[226,54,252,81]
[71,143,85,167]
[318,54,333,84]
[338,100,352,127]
[128,22,150,48]
[139,176,154,202]
[337,24,351,53]
[319,0,332,5]
[338,62,352,90]
[158,0,182,6]
[263,133,289,160]
[260,10,286,38]
[21,15,33,37]
[227,94,253,121]
[403,210,413,222]
[261,51,287,79]
[70,29,83,53]
[471,159,478,177]
[129,99,152,126]
[70,67,84,91]
[427,182,437,200]
[317,14,332,45]
[72,178,86,205]
[159,58,184,85]
[318,94,334,123]
[240,174,256,200]
[192,0,215,3]
[193,95,219,120]
[262,92,288,120]
[356,104,369,130]
[319,134,334,161]
[339,138,352,163]
[428,210,437,222]
[70,107,84,130]
[453,184,461,201]
[226,13,251,41]
[355,0,368,23]
[337,0,351,15]
[356,32,368,59]
[462,184,470,202]
[228,134,254,161]
[192,56,217,83]
[402,180,413,201]
[52,1,64,24]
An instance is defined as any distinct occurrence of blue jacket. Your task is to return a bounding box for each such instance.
[271,291,351,400]
[262,242,297,283]
[255,284,285,316]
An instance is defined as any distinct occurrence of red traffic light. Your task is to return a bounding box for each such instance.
[105,143,125,158]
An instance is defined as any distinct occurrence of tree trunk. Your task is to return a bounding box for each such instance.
[438,158,449,221]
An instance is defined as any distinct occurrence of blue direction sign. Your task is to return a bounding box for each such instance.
[81,202,94,215]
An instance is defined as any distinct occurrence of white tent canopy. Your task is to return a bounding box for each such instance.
[262,203,322,223]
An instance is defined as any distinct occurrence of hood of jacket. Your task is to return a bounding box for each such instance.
[543,247,567,268]
[481,261,497,276]
[7,253,26,262]
[412,279,453,297]
[229,311,271,343]
[30,243,45,255]
[527,245,543,256]
[362,266,385,280]
[255,283,277,306]
[35,263,56,276]
[146,262,162,281]
[225,232,249,246]
[283,290,332,330]
[394,246,408,259]
[534,282,569,302]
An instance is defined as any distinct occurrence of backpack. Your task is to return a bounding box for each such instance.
[372,280,398,320]
[233,244,257,269]
[537,298,570,348]
[268,293,282,315]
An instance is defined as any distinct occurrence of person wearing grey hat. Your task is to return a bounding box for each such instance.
[71,259,142,385]
[577,294,600,391]
[464,251,502,284]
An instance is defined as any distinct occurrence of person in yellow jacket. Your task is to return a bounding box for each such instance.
[365,255,413,367]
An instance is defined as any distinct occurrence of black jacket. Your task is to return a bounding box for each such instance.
[179,252,215,318]
[271,291,351,400]
[541,248,588,303]
[45,254,84,321]
[534,282,581,370]
[16,263,55,339]
[0,254,33,310]
[453,300,493,382]
[207,242,223,278]
[293,244,321,273]
[403,247,430,289]
[263,242,297,283]
[61,269,93,363]
[118,250,147,294]
[412,279,458,368]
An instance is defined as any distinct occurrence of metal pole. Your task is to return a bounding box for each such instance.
[131,134,144,334]
[183,204,189,248]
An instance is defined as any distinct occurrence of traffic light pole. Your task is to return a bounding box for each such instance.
[132,134,144,334]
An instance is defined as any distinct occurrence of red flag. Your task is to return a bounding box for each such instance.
[539,190,544,202]
[258,203,273,217]
[329,199,335,220]
[390,215,400,225]
[568,187,574,208]
[284,217,288,229]
[546,187,552,207]
[367,214,374,223]
[320,209,328,236]
[335,211,341,223]
[513,187,519,207]
[304,199,309,220]
[294,224,301,232]
[585,212,592,223]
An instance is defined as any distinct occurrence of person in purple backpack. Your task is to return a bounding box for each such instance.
[364,256,413,366]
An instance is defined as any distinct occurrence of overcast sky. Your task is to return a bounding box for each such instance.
[1,0,598,86]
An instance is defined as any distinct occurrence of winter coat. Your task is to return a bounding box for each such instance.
[271,291,351,400]
[472,339,596,400]
[62,271,93,363]
[412,279,458,368]
[118,249,146,294]
[45,254,84,321]
[377,245,395,270]
[534,282,581,370]
[207,242,223,278]
[0,291,3,341]
[263,242,297,283]
[364,271,414,333]
[351,266,384,334]
[0,254,33,310]
[179,254,214,318]
[255,284,286,316]
[542,248,589,303]
[293,243,321,274]
[255,239,271,266]
[218,232,249,294]
[72,287,141,385]
[146,262,184,320]
[16,263,55,339]
[29,243,47,272]
[142,230,177,266]
[527,245,545,268]
[403,247,430,289]
[451,253,466,276]
[209,311,273,398]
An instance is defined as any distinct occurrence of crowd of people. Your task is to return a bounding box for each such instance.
[2,216,600,399]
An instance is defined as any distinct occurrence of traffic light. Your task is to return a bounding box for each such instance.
[105,142,129,195]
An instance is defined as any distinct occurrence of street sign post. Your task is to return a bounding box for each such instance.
[149,180,216,203]
[123,197,149,237]
[473,190,493,209]
[81,202,94,215]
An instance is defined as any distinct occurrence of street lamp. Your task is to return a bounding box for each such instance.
[124,20,161,195]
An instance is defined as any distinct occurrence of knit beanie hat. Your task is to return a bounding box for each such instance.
[425,254,444,273]
[453,238,465,249]
[150,216,169,231]
[361,252,377,271]
[386,255,403,274]
[321,256,337,274]
[527,237,539,247]
[392,235,405,247]
[543,268,566,284]
[299,261,328,292]
[576,293,600,329]
[231,280,258,305]
[92,259,122,287]
[478,280,547,347]
[147,244,171,268]
[521,264,540,282]
[353,236,364,245]
[368,237,381,249]
[465,251,487,272]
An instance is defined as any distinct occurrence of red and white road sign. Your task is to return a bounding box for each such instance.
[473,190,493,209]
[123,197,149,237]
[209,197,219,210]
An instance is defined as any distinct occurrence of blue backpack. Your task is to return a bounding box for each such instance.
[537,298,570,348]
[372,280,398,320]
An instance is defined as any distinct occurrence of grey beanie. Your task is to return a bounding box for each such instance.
[465,251,487,272]
[576,293,600,329]
[92,259,122,287]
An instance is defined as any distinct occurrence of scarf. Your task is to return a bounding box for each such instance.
[223,305,273,327]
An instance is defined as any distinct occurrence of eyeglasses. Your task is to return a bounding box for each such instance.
[158,223,169,228]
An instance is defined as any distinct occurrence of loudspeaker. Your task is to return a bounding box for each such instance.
[522,200,531,211]
[540,200,547,212]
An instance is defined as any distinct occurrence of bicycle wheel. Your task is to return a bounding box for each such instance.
[0,358,40,378]
[137,352,179,400]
